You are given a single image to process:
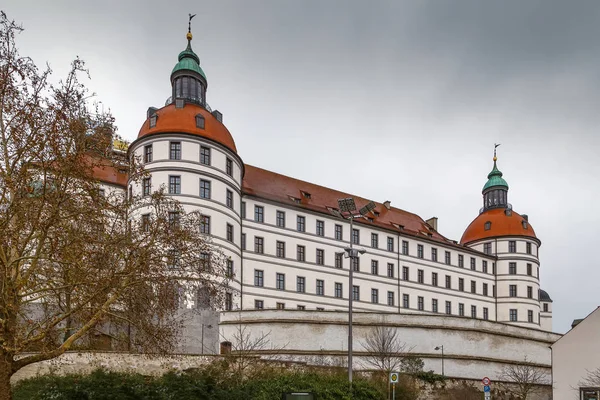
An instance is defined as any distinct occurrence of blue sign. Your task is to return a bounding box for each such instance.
[484,385,491,392]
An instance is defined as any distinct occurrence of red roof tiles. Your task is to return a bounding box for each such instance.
[460,207,538,245]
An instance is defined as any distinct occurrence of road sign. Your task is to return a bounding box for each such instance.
[484,392,491,400]
[482,377,491,385]
[484,385,491,392]
[389,372,399,384]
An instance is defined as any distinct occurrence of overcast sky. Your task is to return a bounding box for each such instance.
[4,0,600,334]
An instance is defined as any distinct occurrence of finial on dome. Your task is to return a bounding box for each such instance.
[187,13,196,41]
[493,143,501,162]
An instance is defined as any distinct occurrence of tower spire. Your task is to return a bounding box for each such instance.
[187,13,196,41]
[494,143,500,162]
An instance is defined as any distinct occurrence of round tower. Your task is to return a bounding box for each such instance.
[127,24,243,312]
[461,148,551,330]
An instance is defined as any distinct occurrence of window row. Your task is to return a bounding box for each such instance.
[143,142,234,177]
[506,262,538,277]
[142,177,236,209]
[158,212,236,244]
[402,267,495,297]
[483,240,535,255]
[509,308,539,324]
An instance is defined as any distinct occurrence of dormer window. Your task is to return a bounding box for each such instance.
[195,114,205,129]
[301,191,311,199]
[484,221,491,231]
[374,211,380,217]
[149,114,158,128]
[522,220,528,229]
[288,196,301,204]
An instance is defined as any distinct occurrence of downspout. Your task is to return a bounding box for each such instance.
[494,238,498,321]
[397,232,401,314]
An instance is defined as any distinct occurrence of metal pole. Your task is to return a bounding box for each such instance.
[392,383,395,400]
[201,324,204,355]
[348,215,354,386]
[441,345,444,376]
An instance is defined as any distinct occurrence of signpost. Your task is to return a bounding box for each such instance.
[390,372,399,399]
[482,377,491,399]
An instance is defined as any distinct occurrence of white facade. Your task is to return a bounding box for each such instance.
[552,307,600,400]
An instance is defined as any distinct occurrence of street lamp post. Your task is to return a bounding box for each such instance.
[201,323,213,355]
[335,198,376,386]
[435,345,444,376]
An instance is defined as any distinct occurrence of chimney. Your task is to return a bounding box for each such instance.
[426,217,438,231]
[522,214,528,221]
[212,110,223,123]
[383,200,391,210]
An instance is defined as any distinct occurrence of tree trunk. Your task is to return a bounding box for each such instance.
[0,355,13,400]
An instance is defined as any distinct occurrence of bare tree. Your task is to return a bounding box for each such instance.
[0,12,229,400]
[360,325,409,376]
[499,356,550,400]
[580,367,600,387]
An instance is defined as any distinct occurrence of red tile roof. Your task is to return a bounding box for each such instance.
[89,156,128,187]
[243,165,455,245]
[460,207,538,245]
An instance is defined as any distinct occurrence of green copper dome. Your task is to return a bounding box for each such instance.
[171,41,206,80]
[482,160,509,192]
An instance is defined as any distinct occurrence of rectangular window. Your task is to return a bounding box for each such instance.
[316,279,324,296]
[352,229,360,245]
[458,254,464,268]
[417,244,424,259]
[527,286,533,299]
[226,157,233,176]
[484,242,492,255]
[276,241,286,258]
[543,303,548,312]
[225,293,233,311]
[297,277,305,293]
[316,220,325,236]
[509,285,517,297]
[418,296,424,311]
[141,214,150,232]
[169,175,181,194]
[432,299,438,313]
[241,202,246,219]
[276,210,285,228]
[200,146,211,165]
[254,237,264,254]
[387,237,394,252]
[483,307,489,320]
[168,211,180,229]
[403,294,410,308]
[510,309,518,321]
[297,245,305,262]
[254,300,263,309]
[526,242,532,254]
[335,224,343,240]
[276,302,285,310]
[371,260,379,275]
[445,301,452,315]
[254,270,264,287]
[254,205,264,223]
[509,262,517,275]
[459,303,465,316]
[509,241,517,253]
[226,189,233,208]
[431,248,438,262]
[353,286,360,301]
[459,278,464,292]
[199,179,211,198]
[402,266,409,281]
[445,251,451,265]
[142,177,151,196]
[352,257,360,272]
[226,223,234,242]
[482,260,488,274]
[432,272,438,287]
[402,240,409,255]
[297,305,305,310]
[418,269,424,284]
[144,144,153,163]
[493,285,496,297]
[470,257,476,271]
[276,273,285,290]
[527,263,532,276]
[335,283,343,298]
[169,141,181,160]
[471,305,477,318]
[335,253,343,268]
[371,233,379,248]
[471,280,476,294]
[387,291,395,306]
[241,233,246,250]
[371,289,379,304]
[483,283,488,296]
[445,275,451,289]
[297,216,306,232]
[528,310,534,322]
[387,263,394,278]
[316,249,324,265]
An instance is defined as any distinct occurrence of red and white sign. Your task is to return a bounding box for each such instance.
[482,377,491,385]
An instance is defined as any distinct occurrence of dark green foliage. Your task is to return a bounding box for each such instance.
[13,368,383,400]
[415,370,446,384]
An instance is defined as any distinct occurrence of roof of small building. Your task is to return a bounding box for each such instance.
[460,207,538,244]
[137,103,237,154]
[539,289,552,302]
